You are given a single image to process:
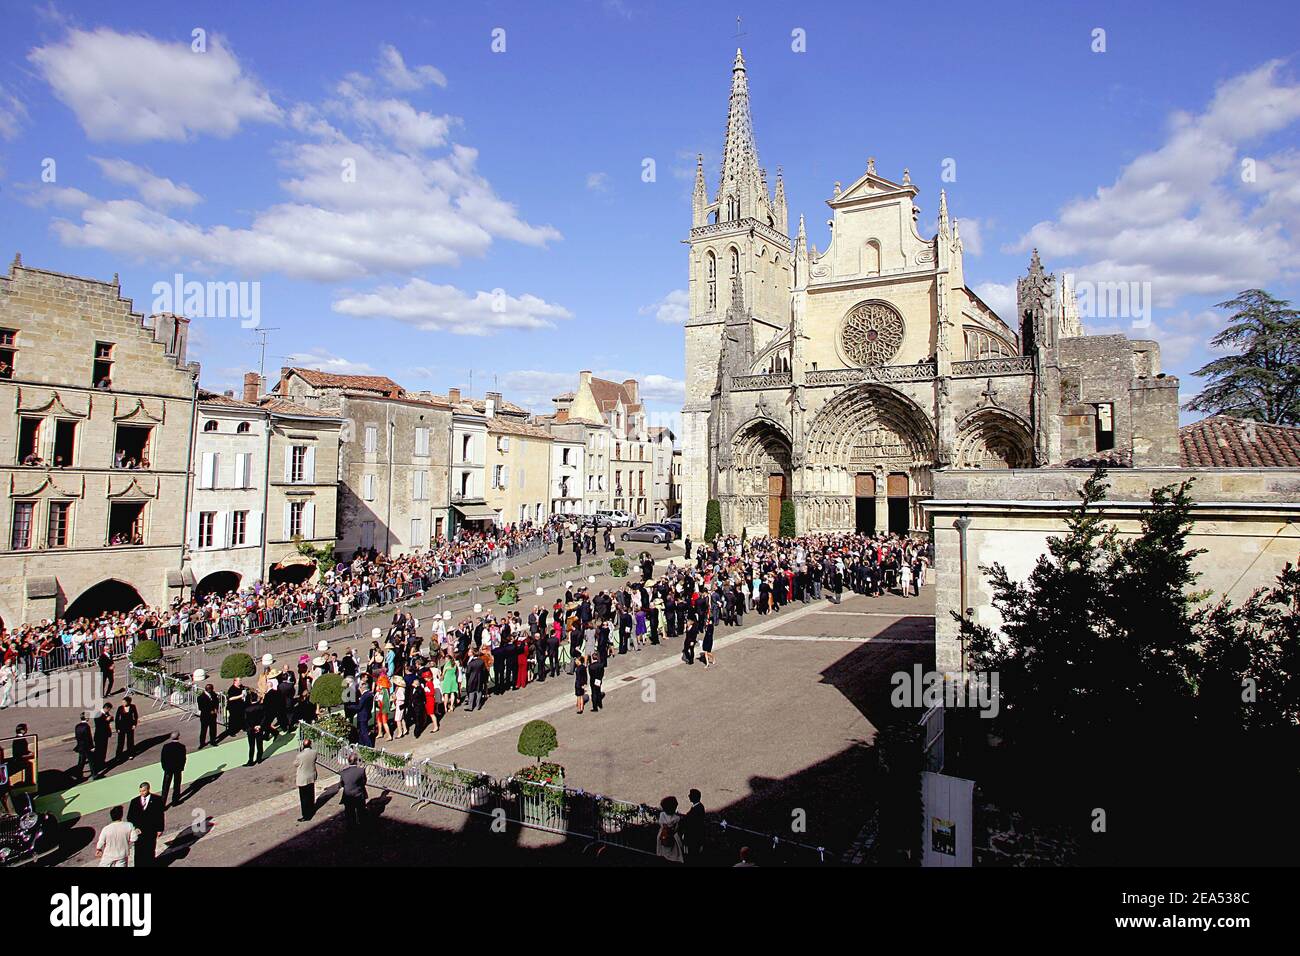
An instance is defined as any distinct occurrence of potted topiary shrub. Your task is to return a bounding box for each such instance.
[514,719,565,825]
[609,555,629,577]
[129,639,163,669]
[704,499,722,542]
[220,652,257,680]
[310,672,345,715]
[495,570,519,606]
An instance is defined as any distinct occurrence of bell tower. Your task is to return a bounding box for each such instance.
[682,49,793,538]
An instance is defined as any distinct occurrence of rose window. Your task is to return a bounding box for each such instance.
[840,302,905,366]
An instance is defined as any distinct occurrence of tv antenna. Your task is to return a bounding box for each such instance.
[252,327,281,396]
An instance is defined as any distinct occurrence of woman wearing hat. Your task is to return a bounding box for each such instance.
[373,673,393,741]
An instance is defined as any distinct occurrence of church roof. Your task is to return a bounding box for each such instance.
[1179,416,1300,468]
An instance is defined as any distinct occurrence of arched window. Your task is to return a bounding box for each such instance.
[237,421,251,434]
[864,239,882,275]
[706,251,717,310]
[203,420,218,432]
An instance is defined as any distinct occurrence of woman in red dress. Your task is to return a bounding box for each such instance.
[421,666,439,732]
[516,637,530,689]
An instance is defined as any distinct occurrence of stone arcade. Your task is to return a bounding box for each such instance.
[681,50,1178,539]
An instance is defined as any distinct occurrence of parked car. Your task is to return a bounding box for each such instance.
[595,509,635,527]
[622,523,673,544]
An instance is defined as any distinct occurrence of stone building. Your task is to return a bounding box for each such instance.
[548,431,585,516]
[486,413,552,527]
[649,426,678,520]
[272,368,450,556]
[0,258,198,624]
[189,379,343,591]
[680,50,1178,540]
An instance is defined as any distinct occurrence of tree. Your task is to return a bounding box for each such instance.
[1183,289,1300,424]
[956,468,1206,749]
[310,672,344,711]
[779,499,797,538]
[704,499,722,542]
[517,719,558,763]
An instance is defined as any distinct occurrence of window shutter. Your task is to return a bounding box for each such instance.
[198,452,214,489]
[304,501,316,539]
[213,511,226,549]
[189,512,200,549]
[283,448,292,483]
[305,445,316,482]
[249,510,262,546]
[283,502,291,539]
[243,452,253,487]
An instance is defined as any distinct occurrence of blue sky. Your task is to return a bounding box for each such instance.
[2,0,1298,427]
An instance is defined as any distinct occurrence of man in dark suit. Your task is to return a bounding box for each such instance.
[72,712,94,781]
[244,695,265,766]
[588,654,606,712]
[338,752,368,829]
[197,683,220,748]
[356,682,374,747]
[126,781,165,866]
[92,702,112,778]
[683,788,707,862]
[114,695,139,760]
[159,732,187,807]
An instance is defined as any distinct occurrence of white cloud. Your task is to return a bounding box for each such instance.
[640,288,689,324]
[586,171,609,192]
[1012,60,1300,305]
[332,78,455,152]
[377,44,447,91]
[284,348,375,375]
[332,278,572,335]
[0,85,27,140]
[42,123,560,282]
[956,217,983,256]
[973,281,1015,323]
[29,28,281,142]
[91,157,201,208]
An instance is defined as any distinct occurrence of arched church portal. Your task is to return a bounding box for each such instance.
[730,419,792,537]
[804,384,936,535]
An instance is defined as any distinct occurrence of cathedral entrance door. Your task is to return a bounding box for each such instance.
[854,473,875,534]
[767,474,787,538]
[887,472,910,535]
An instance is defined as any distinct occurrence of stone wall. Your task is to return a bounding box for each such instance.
[926,467,1300,674]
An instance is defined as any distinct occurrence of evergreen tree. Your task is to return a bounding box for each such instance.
[1183,289,1300,424]
[704,499,722,542]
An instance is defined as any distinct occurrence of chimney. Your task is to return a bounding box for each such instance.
[579,370,592,387]
[243,371,261,404]
[622,378,639,403]
[278,366,292,396]
[448,386,461,405]
[485,390,501,419]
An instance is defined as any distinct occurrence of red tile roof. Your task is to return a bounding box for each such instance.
[487,418,553,439]
[1179,416,1300,468]
[286,367,404,395]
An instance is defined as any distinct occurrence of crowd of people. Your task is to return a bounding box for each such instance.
[0,525,550,679]
[308,528,931,739]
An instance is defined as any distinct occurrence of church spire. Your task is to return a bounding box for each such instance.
[938,188,950,239]
[692,153,707,227]
[773,166,788,236]
[717,47,763,223]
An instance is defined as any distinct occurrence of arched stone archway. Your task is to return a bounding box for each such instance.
[955,408,1033,468]
[802,384,937,534]
[727,418,793,537]
[64,579,145,621]
[195,570,242,599]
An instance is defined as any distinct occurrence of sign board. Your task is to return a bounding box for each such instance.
[921,770,974,867]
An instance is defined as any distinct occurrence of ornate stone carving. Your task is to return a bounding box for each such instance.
[840,301,905,367]
[732,372,791,391]
[951,356,1034,377]
[806,361,936,387]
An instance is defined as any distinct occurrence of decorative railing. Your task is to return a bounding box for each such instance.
[732,372,792,390]
[689,218,791,250]
[951,355,1034,377]
[806,361,937,386]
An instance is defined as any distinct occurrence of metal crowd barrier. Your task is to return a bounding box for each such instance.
[294,719,829,861]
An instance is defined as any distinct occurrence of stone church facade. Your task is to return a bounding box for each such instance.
[682,50,1179,540]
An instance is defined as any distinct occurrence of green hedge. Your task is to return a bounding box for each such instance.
[220,652,257,680]
[128,639,162,667]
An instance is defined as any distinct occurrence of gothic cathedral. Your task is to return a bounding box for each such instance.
[681,50,1180,540]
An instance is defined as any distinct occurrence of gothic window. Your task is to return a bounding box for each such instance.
[706,252,717,310]
[840,301,905,367]
[963,327,1014,361]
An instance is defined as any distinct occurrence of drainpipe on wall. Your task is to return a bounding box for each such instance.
[954,515,972,682]
[384,406,394,556]
[178,374,200,598]
[259,409,272,583]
